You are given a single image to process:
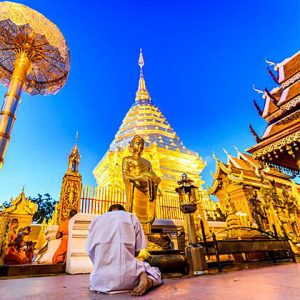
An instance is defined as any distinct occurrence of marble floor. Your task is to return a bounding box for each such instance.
[1,263,299,300]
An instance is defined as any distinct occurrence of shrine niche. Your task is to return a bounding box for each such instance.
[210,149,300,246]
[58,143,82,223]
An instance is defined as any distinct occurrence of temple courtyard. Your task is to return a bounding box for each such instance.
[1,263,299,300]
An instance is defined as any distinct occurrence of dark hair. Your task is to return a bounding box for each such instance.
[11,218,18,224]
[108,204,125,212]
[130,135,144,147]
[69,209,77,218]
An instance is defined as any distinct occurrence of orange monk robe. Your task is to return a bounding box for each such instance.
[52,220,69,264]
[5,247,28,265]
[7,229,17,249]
[4,229,28,265]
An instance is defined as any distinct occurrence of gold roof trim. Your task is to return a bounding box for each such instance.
[250,130,300,158]
[3,191,37,215]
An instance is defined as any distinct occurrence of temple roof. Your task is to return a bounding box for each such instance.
[2,190,38,215]
[277,50,300,84]
[248,51,300,173]
[210,150,292,195]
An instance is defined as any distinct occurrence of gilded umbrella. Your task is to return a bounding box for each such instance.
[0,1,70,167]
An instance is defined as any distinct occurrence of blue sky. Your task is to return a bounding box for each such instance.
[0,0,299,204]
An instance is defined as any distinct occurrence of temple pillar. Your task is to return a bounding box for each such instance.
[58,143,82,223]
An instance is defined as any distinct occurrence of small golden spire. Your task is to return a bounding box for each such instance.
[135,48,151,101]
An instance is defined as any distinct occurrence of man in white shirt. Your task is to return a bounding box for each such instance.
[87,204,161,296]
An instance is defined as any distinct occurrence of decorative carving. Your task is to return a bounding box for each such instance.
[0,2,70,94]
[281,71,300,89]
[249,124,261,142]
[58,144,82,223]
[253,131,300,158]
[266,95,300,123]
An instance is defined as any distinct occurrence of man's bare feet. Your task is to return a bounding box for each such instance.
[131,272,153,296]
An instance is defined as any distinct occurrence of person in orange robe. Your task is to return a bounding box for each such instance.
[4,218,19,264]
[7,218,19,247]
[5,222,31,265]
[52,209,77,264]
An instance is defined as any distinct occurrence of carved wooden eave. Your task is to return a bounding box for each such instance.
[248,125,300,173]
[262,94,280,119]
[276,50,300,85]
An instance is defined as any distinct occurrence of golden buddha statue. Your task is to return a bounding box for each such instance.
[122,135,161,233]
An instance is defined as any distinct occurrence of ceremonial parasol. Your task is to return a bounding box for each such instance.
[0,1,70,168]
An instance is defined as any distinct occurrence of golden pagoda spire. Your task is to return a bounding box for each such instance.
[135,49,151,101]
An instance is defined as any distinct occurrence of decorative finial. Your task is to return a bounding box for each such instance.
[223,148,230,157]
[264,57,276,67]
[22,186,25,193]
[135,48,151,101]
[253,99,263,116]
[253,84,264,95]
[267,67,279,83]
[212,152,219,161]
[75,131,79,145]
[265,88,279,107]
[233,145,240,155]
[249,124,261,142]
[138,48,144,70]
[264,58,278,71]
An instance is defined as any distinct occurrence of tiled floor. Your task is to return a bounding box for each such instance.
[1,263,299,300]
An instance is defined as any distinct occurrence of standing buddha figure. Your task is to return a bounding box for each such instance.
[122,135,161,234]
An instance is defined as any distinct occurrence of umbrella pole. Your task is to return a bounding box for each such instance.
[0,51,31,169]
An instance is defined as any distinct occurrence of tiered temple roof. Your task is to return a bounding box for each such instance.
[247,51,300,175]
[210,148,293,195]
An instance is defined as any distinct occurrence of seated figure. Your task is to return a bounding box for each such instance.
[5,224,33,265]
[87,204,162,296]
[52,209,77,264]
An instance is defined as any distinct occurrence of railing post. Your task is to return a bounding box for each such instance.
[213,233,222,272]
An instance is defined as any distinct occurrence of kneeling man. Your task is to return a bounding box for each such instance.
[87,204,161,296]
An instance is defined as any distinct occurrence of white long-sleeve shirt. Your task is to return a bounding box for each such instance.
[87,210,160,293]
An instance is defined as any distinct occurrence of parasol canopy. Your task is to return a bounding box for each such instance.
[0,1,70,95]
